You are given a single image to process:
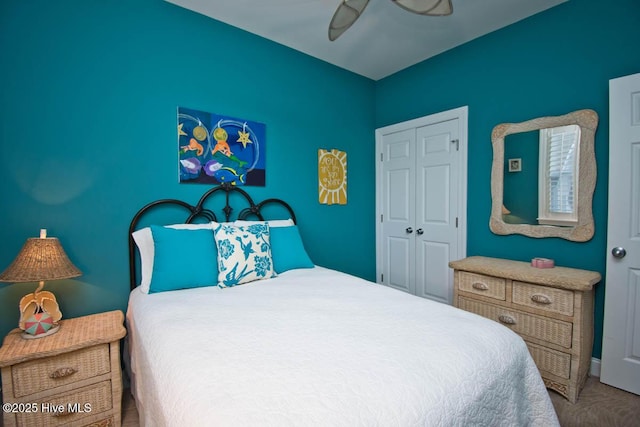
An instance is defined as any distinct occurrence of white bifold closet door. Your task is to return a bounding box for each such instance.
[376,107,467,305]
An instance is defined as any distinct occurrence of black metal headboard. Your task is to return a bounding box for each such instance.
[128,184,296,290]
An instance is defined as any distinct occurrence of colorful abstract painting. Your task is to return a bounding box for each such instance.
[318,149,347,205]
[178,107,266,186]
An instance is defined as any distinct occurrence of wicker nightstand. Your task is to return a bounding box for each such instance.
[0,310,126,427]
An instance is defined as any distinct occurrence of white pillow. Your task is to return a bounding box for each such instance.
[132,221,223,294]
[233,218,294,228]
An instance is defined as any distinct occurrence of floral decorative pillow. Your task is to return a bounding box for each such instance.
[213,223,275,287]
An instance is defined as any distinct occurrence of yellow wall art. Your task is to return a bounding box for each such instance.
[318,148,347,205]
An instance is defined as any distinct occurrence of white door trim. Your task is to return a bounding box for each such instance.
[375,106,468,284]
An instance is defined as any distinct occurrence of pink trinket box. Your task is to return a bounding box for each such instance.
[531,257,555,268]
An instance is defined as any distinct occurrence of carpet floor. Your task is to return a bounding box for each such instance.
[549,376,640,426]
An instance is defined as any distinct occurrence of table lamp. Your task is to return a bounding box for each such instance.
[0,229,82,339]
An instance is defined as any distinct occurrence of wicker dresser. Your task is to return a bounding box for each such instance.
[449,256,600,403]
[0,310,127,427]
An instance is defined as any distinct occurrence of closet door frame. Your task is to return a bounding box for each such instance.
[375,106,468,303]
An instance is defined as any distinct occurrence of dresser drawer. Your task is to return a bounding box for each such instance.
[526,341,571,379]
[15,380,113,427]
[457,272,506,300]
[458,296,573,348]
[513,281,574,316]
[12,344,110,398]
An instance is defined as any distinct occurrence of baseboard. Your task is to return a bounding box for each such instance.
[591,357,601,377]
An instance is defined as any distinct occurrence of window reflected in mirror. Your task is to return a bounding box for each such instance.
[539,124,580,226]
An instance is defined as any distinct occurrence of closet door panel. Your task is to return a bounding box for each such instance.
[416,239,450,303]
[415,119,459,304]
[381,129,416,294]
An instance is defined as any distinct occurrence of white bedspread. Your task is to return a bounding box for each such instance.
[126,266,559,427]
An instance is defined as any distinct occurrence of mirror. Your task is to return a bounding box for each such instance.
[489,109,598,241]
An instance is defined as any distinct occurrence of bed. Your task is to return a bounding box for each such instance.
[125,185,559,426]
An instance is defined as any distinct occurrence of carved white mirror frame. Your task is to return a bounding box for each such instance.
[489,109,598,241]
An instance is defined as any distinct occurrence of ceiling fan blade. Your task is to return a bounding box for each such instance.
[392,0,453,16]
[328,0,370,41]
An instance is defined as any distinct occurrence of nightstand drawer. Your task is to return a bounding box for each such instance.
[12,344,110,398]
[457,272,506,300]
[526,341,571,379]
[513,281,574,316]
[458,296,573,348]
[15,380,112,427]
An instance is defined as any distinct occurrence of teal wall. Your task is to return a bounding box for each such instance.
[503,130,539,224]
[0,0,376,339]
[375,0,640,358]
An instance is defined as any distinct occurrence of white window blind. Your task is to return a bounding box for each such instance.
[538,124,580,225]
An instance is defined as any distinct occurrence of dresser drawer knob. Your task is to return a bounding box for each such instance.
[498,314,516,325]
[471,282,489,291]
[531,294,552,305]
[50,367,77,379]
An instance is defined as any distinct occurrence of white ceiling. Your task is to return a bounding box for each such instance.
[165,0,566,81]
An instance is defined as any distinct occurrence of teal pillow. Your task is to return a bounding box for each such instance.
[149,225,218,293]
[270,226,314,273]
